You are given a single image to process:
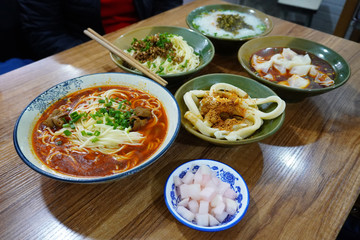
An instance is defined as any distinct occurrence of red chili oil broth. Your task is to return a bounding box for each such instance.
[32,85,168,177]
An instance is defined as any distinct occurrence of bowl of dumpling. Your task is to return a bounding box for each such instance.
[238,35,351,101]
[174,73,286,146]
[186,4,273,54]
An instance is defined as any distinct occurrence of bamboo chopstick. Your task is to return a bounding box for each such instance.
[84,28,168,87]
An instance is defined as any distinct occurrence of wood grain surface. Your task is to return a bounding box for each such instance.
[1,0,360,239]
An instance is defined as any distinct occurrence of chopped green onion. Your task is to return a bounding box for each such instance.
[64,130,72,136]
[70,111,79,119]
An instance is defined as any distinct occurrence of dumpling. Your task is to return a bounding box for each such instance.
[287,74,310,89]
[251,55,273,73]
[290,64,313,76]
[282,48,298,60]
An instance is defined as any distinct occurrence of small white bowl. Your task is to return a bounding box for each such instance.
[164,159,249,231]
[13,73,181,183]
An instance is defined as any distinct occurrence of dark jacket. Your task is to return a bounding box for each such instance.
[18,0,182,59]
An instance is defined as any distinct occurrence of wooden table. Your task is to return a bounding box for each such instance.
[1,0,359,239]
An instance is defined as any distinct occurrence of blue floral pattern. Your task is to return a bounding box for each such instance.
[169,162,245,225]
[27,78,83,112]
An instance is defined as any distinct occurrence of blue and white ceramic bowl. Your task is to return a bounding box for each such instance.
[164,159,249,231]
[13,73,181,183]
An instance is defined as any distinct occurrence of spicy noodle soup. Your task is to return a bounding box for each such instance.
[32,86,168,177]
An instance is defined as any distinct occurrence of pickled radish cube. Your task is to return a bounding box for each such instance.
[196,213,209,226]
[210,194,223,208]
[193,169,203,184]
[211,176,222,186]
[188,199,199,214]
[178,197,189,207]
[177,206,195,222]
[200,186,217,202]
[217,181,230,195]
[223,188,237,200]
[179,184,190,199]
[213,201,225,215]
[188,183,201,200]
[174,175,183,186]
[225,198,238,215]
[182,171,195,184]
[215,211,228,223]
[203,175,218,189]
[198,200,209,214]
[209,214,220,226]
[199,165,212,175]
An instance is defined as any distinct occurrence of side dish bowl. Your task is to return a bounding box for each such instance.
[110,26,215,86]
[186,4,273,54]
[238,35,351,101]
[164,159,249,232]
[174,73,285,146]
[13,73,181,184]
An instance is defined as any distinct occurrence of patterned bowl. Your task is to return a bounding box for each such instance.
[13,73,181,183]
[164,159,249,231]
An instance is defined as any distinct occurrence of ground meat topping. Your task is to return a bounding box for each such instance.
[200,91,247,131]
[128,33,184,64]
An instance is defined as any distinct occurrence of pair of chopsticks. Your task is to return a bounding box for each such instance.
[83,28,168,87]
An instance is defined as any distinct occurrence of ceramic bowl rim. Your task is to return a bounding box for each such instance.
[13,72,181,183]
[164,158,250,231]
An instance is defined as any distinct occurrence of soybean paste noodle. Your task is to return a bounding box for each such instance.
[126,32,200,75]
[32,86,168,177]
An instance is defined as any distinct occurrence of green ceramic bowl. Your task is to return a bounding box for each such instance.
[174,73,285,146]
[238,36,351,101]
[110,26,215,86]
[186,4,273,54]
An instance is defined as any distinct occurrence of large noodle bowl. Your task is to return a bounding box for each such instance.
[32,86,168,177]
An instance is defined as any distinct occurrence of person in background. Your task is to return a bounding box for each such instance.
[18,0,183,60]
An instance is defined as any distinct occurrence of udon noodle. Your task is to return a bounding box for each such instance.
[183,83,285,141]
[32,86,168,177]
[126,32,200,75]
